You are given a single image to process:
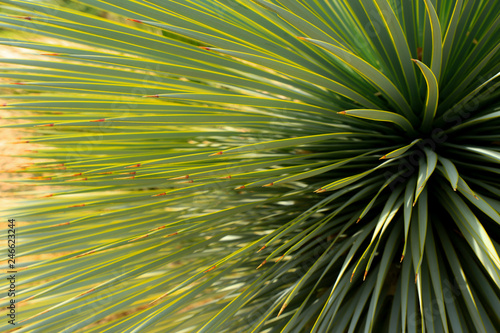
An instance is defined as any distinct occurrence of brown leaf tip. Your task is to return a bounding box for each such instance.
[204,265,217,273]
[50,222,70,227]
[125,163,141,168]
[129,234,149,242]
[151,225,166,231]
[277,303,287,317]
[170,174,189,180]
[209,151,223,156]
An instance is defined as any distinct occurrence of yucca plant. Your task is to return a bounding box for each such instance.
[1,0,499,332]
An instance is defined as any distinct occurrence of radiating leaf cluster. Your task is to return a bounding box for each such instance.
[0,0,499,332]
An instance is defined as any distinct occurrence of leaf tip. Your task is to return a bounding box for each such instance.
[204,265,217,273]
[125,163,141,168]
[169,175,189,180]
[256,260,267,269]
[277,303,287,317]
[69,204,85,208]
[209,151,223,156]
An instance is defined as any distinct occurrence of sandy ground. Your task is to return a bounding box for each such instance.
[0,43,35,210]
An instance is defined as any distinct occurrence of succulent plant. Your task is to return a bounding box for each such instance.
[1,0,499,332]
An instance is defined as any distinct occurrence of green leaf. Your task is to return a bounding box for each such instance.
[380,139,421,160]
[422,0,442,81]
[299,37,416,121]
[412,59,439,132]
[437,156,459,190]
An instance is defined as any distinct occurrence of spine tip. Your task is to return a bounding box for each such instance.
[204,265,217,273]
[209,151,223,156]
[125,163,141,168]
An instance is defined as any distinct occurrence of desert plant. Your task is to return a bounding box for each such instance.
[1,0,499,332]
